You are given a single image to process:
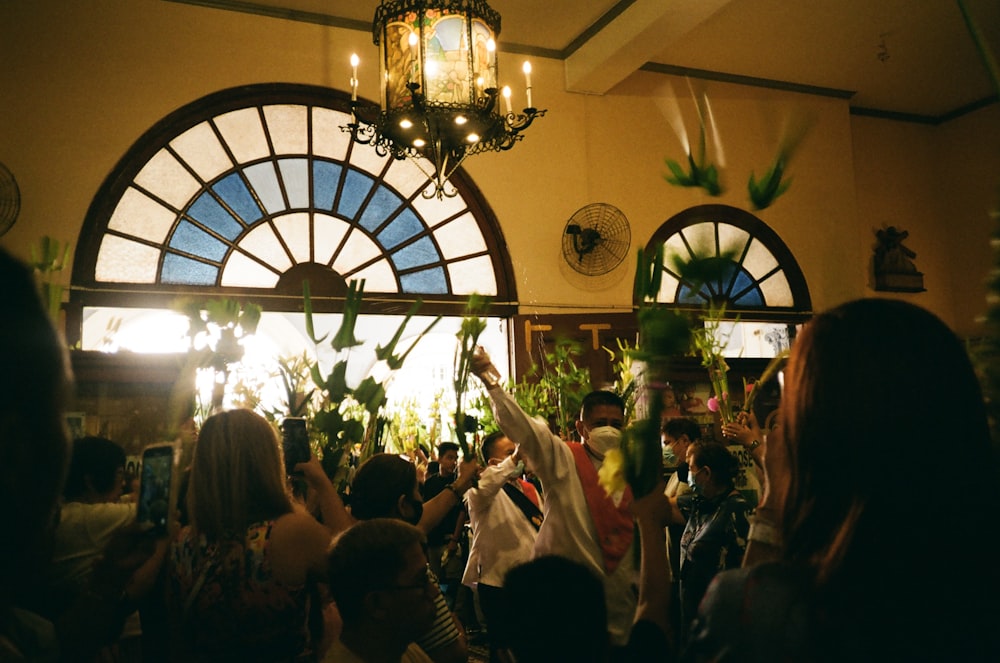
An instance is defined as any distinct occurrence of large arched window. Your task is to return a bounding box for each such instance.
[66,84,517,421]
[70,84,515,322]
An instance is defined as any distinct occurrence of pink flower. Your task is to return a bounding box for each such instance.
[722,392,729,402]
[707,396,719,412]
[745,382,755,394]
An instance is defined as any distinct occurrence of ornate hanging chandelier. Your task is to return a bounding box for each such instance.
[342,0,546,200]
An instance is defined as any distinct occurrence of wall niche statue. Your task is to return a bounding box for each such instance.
[872,225,925,292]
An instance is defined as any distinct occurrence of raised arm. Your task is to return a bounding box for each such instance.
[419,455,477,535]
[470,347,566,481]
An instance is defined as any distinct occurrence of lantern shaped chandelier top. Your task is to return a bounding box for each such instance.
[342,0,546,200]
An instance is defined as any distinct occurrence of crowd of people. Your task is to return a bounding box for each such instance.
[3,242,1000,662]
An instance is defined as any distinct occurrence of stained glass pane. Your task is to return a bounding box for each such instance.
[238,224,293,272]
[377,209,426,250]
[215,108,269,163]
[437,213,487,259]
[278,158,310,208]
[401,267,447,294]
[134,148,201,209]
[334,231,382,274]
[273,212,312,263]
[171,122,232,181]
[392,236,439,270]
[352,260,397,291]
[264,105,308,154]
[448,256,497,295]
[312,108,352,161]
[221,251,281,287]
[169,221,229,261]
[313,160,342,211]
[188,193,243,241]
[95,236,160,283]
[245,162,286,215]
[214,173,264,225]
[338,169,374,218]
[107,188,176,243]
[360,186,404,233]
[162,253,219,285]
[314,214,350,265]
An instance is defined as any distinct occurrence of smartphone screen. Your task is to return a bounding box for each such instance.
[281,417,310,475]
[138,444,175,533]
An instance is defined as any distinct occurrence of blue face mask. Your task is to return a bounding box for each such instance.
[687,467,703,493]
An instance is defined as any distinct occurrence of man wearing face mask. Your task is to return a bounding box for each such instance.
[471,347,638,653]
[460,432,541,663]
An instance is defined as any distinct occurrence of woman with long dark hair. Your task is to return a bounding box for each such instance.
[686,299,1000,661]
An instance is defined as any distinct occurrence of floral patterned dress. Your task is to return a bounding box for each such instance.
[169,520,314,662]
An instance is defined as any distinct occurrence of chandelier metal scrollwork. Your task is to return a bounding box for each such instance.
[341,0,546,200]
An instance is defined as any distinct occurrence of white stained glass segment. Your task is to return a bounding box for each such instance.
[759,270,793,306]
[662,233,689,265]
[655,269,681,303]
[313,214,350,265]
[95,236,160,283]
[448,256,497,295]
[334,231,383,274]
[133,148,201,210]
[238,224,293,272]
[221,251,281,287]
[214,108,270,164]
[743,238,780,279]
[412,186,467,222]
[717,223,750,257]
[347,135,391,175]
[264,105,308,154]
[170,122,233,181]
[273,212,312,263]
[383,157,435,197]
[435,212,487,260]
[352,259,397,291]
[244,162,286,215]
[278,158,310,208]
[312,108,352,161]
[107,187,176,243]
[680,223,716,256]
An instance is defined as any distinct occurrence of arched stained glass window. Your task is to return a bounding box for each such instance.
[71,84,515,319]
[643,205,811,321]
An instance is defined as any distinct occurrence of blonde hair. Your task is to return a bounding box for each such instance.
[188,409,293,541]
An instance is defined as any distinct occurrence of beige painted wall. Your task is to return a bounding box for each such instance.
[1,0,997,337]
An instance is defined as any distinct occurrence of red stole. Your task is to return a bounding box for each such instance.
[567,442,634,574]
[518,479,541,509]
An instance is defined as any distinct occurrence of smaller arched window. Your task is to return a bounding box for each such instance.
[643,204,811,322]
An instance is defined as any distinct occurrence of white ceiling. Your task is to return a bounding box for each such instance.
[193,0,999,120]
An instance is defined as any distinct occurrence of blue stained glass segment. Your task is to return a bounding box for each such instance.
[377,208,425,250]
[278,158,310,208]
[313,160,342,211]
[187,193,243,241]
[169,221,230,261]
[359,186,404,233]
[391,236,439,270]
[677,284,705,305]
[733,286,764,306]
[161,253,219,285]
[213,173,263,225]
[338,169,374,218]
[400,267,447,294]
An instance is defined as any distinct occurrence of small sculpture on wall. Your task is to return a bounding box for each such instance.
[872,225,925,292]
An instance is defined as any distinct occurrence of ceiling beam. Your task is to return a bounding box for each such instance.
[564,0,734,95]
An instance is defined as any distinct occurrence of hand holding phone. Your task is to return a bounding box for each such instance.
[137,442,178,535]
[281,417,311,476]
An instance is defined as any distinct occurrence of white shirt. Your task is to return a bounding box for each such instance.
[49,501,136,591]
[461,455,539,589]
[487,386,638,647]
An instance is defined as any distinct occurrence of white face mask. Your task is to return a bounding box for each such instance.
[586,426,622,456]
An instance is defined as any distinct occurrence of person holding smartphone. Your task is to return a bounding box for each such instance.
[167,408,350,661]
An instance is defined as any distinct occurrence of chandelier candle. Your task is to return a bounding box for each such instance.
[523,61,532,108]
